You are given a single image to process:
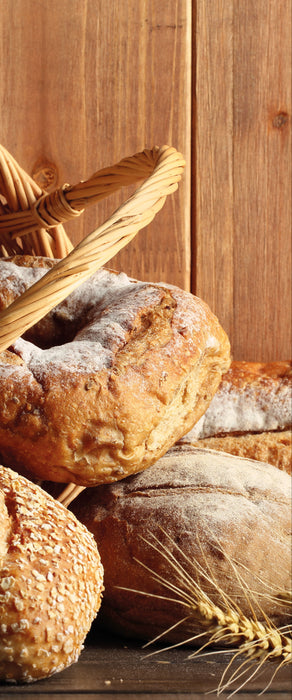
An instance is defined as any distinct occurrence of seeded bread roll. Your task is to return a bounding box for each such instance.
[0,256,230,486]
[0,465,103,683]
[179,361,292,473]
[71,445,291,645]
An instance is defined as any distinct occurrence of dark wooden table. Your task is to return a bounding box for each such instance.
[1,630,291,700]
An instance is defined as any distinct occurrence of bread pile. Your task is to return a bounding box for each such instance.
[0,255,291,682]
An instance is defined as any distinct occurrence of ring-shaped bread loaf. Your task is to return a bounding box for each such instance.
[0,465,103,682]
[0,256,230,486]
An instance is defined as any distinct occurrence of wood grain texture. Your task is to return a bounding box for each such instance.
[193,0,234,344]
[0,632,291,698]
[0,1,291,360]
[233,0,292,361]
[0,0,191,289]
[194,0,291,360]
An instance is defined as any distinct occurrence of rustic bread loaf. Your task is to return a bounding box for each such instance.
[179,361,292,473]
[187,430,291,473]
[0,465,103,682]
[71,445,291,645]
[0,256,230,486]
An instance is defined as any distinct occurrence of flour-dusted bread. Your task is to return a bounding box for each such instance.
[71,445,292,644]
[0,256,230,486]
[179,361,292,473]
[0,465,103,682]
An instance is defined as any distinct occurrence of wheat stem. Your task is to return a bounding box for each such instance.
[124,528,292,695]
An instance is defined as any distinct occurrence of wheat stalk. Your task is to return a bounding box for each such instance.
[118,528,291,696]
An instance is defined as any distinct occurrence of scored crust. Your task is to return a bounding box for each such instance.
[71,444,292,645]
[0,465,103,682]
[0,256,230,486]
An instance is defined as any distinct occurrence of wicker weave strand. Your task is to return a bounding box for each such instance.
[0,144,73,258]
[0,145,178,235]
[33,188,83,228]
[0,145,185,354]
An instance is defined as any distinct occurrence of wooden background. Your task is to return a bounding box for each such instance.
[0,0,291,361]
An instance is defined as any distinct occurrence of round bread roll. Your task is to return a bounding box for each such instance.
[0,465,103,682]
[71,445,291,645]
[179,361,292,473]
[0,256,230,486]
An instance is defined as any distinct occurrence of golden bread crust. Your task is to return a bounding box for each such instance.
[0,256,230,486]
[0,465,103,682]
[220,360,292,384]
[71,445,291,644]
[186,430,291,474]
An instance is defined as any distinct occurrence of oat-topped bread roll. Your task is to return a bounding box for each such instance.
[71,445,291,645]
[0,465,103,683]
[0,256,230,486]
[179,361,292,473]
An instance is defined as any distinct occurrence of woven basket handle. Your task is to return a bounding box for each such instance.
[0,145,183,235]
[0,145,185,353]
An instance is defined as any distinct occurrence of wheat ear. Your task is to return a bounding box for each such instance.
[118,527,291,696]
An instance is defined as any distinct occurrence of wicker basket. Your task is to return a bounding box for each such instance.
[0,143,185,504]
[0,144,185,353]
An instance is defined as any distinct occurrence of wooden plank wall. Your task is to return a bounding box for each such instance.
[0,0,191,290]
[194,0,291,361]
[0,1,291,361]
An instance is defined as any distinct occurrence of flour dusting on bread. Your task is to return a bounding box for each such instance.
[184,361,292,439]
[0,257,230,486]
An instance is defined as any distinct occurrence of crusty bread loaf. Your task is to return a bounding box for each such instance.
[188,430,291,473]
[0,465,103,682]
[0,256,230,486]
[71,444,292,645]
[179,361,292,473]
